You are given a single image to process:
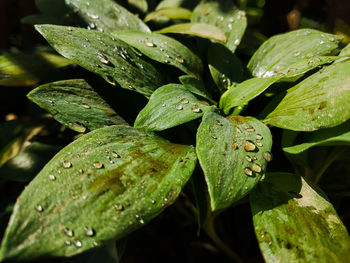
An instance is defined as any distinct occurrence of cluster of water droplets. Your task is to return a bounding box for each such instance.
[171,97,202,113]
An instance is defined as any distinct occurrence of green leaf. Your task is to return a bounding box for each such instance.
[0,125,197,261]
[144,7,192,22]
[192,0,247,53]
[208,43,243,93]
[127,0,148,14]
[112,30,203,78]
[248,29,342,78]
[0,49,72,87]
[27,79,128,133]
[64,0,150,33]
[157,23,227,43]
[179,75,214,103]
[265,60,350,131]
[250,173,350,262]
[0,142,61,182]
[196,109,273,211]
[134,84,212,131]
[220,77,280,115]
[156,0,184,10]
[283,120,350,154]
[339,43,350,56]
[35,25,164,96]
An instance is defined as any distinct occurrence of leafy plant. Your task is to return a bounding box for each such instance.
[1,0,350,262]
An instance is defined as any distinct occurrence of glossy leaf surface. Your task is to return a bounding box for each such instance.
[250,173,350,262]
[197,110,273,211]
[134,84,212,131]
[179,75,214,103]
[0,125,197,261]
[248,29,342,78]
[65,0,150,33]
[265,60,350,131]
[157,23,226,43]
[28,79,127,133]
[144,7,192,22]
[35,25,163,96]
[192,0,247,53]
[113,30,203,78]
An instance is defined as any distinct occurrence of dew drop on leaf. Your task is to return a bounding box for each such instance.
[243,140,256,152]
[84,226,95,237]
[111,151,120,158]
[35,205,43,212]
[48,174,56,181]
[62,161,72,169]
[114,204,124,211]
[176,56,184,63]
[144,40,155,47]
[93,162,103,169]
[263,151,273,162]
[65,240,72,246]
[256,142,263,147]
[74,240,82,248]
[180,98,189,104]
[175,104,183,110]
[245,156,252,162]
[191,105,202,113]
[244,167,253,176]
[64,227,74,237]
[251,163,262,173]
[256,134,263,140]
[82,103,91,109]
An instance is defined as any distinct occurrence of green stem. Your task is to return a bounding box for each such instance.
[203,212,243,263]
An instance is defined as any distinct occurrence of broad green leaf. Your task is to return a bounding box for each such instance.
[127,0,148,14]
[265,60,350,131]
[0,142,61,182]
[250,173,350,262]
[220,77,280,115]
[65,0,150,33]
[248,29,342,78]
[208,43,243,93]
[339,43,350,56]
[283,120,350,154]
[157,23,226,43]
[179,75,214,103]
[145,8,192,22]
[113,30,203,78]
[0,121,43,168]
[192,0,247,53]
[0,49,72,87]
[35,25,164,96]
[196,110,273,211]
[0,125,197,261]
[27,79,128,133]
[134,84,212,131]
[156,0,184,10]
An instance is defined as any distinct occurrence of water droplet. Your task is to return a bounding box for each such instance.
[74,240,82,248]
[256,134,263,140]
[180,98,189,104]
[151,199,156,204]
[114,204,124,211]
[65,240,72,246]
[176,56,184,63]
[175,104,183,110]
[215,120,223,126]
[93,241,99,246]
[48,174,56,181]
[97,52,109,64]
[244,167,253,176]
[245,156,252,162]
[84,226,95,237]
[144,40,155,47]
[191,105,202,113]
[78,168,84,174]
[243,140,256,152]
[62,161,72,169]
[329,36,335,41]
[212,136,217,140]
[293,51,300,57]
[256,142,263,147]
[35,205,43,212]
[234,39,240,45]
[263,152,273,162]
[228,23,232,30]
[139,218,145,224]
[163,197,168,202]
[64,227,74,237]
[88,22,95,29]
[82,103,91,109]
[111,151,120,158]
[246,127,255,132]
[66,26,73,31]
[252,163,262,173]
[161,103,166,107]
[93,162,103,169]
[232,143,238,149]
[163,59,169,63]
[237,10,245,19]
[87,12,99,19]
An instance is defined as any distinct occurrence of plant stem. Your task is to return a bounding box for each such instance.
[203,212,243,263]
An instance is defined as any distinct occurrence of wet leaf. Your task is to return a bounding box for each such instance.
[220,77,280,115]
[179,75,214,103]
[113,30,203,78]
[35,25,164,96]
[248,29,342,78]
[156,0,184,10]
[192,0,247,53]
[265,60,350,131]
[0,125,197,261]
[65,0,150,33]
[0,49,72,87]
[208,43,243,93]
[283,120,350,154]
[28,79,128,133]
[144,7,192,22]
[250,173,350,262]
[157,23,226,43]
[127,0,148,14]
[134,84,212,131]
[196,109,273,211]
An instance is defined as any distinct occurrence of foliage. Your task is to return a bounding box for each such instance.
[1,0,350,262]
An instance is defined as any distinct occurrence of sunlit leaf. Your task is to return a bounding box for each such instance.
[197,109,273,211]
[134,84,212,131]
[27,79,128,133]
[0,125,197,261]
[250,173,350,262]
[35,25,164,96]
[265,60,350,131]
[145,7,192,22]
